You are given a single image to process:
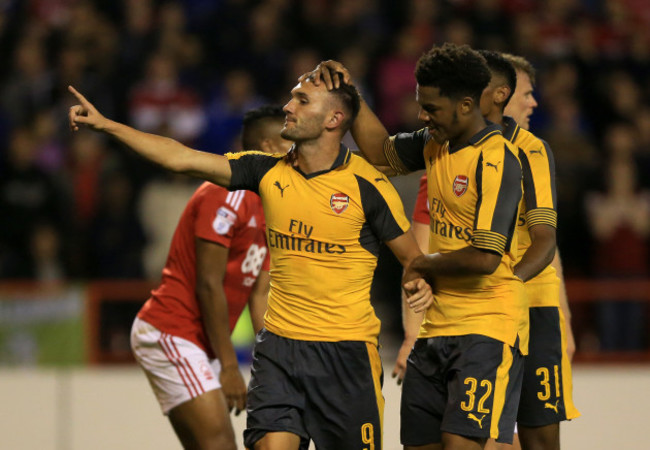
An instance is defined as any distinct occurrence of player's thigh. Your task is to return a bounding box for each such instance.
[518,307,578,427]
[442,431,486,450]
[517,423,559,450]
[401,338,448,446]
[130,317,222,414]
[244,330,309,449]
[253,431,303,450]
[443,335,523,445]
[303,341,384,450]
[168,388,236,447]
[485,433,522,450]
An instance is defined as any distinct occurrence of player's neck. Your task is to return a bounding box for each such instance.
[295,138,341,174]
[450,112,488,149]
[484,109,503,127]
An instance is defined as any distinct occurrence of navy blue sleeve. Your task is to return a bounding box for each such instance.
[387,128,430,173]
[227,152,282,194]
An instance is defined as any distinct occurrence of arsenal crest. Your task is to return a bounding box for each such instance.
[330,193,349,214]
[453,175,468,197]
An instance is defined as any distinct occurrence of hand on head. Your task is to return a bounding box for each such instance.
[299,60,352,90]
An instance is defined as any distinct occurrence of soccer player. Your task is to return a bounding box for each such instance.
[493,52,580,450]
[129,105,290,449]
[501,53,575,362]
[309,43,527,448]
[68,75,433,450]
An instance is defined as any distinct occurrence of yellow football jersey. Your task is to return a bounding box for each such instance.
[227,145,411,344]
[385,124,528,353]
[502,116,560,308]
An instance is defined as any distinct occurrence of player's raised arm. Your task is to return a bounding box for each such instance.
[304,61,392,167]
[68,85,232,187]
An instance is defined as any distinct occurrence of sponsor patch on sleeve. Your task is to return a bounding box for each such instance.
[212,207,237,235]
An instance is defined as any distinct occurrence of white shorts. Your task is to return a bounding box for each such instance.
[130,317,222,415]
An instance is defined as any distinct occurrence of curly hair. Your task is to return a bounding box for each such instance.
[415,43,490,103]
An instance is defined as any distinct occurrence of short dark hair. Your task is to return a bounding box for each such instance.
[415,43,490,103]
[241,105,285,149]
[331,74,361,131]
[478,49,517,108]
[306,72,361,132]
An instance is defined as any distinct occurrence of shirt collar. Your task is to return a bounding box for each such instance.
[500,116,521,143]
[293,144,351,179]
[449,123,503,154]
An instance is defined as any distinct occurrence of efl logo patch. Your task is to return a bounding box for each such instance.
[330,193,349,214]
[453,175,468,197]
[212,206,237,235]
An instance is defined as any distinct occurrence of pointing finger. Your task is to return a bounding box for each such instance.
[68,85,92,108]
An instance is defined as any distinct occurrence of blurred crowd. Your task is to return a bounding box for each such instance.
[0,0,649,348]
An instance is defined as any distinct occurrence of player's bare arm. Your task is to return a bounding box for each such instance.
[514,223,556,281]
[392,220,429,384]
[393,303,424,385]
[68,85,233,187]
[384,231,433,313]
[552,250,576,360]
[409,245,502,281]
[304,61,392,167]
[248,270,270,334]
[195,238,246,415]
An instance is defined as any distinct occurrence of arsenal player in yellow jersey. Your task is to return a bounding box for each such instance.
[68,72,433,450]
[479,51,579,450]
[308,43,527,449]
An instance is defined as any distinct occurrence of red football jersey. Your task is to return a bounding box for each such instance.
[412,174,429,225]
[138,182,269,358]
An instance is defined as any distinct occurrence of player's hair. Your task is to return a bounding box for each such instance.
[305,72,361,132]
[415,43,490,103]
[478,49,517,108]
[241,105,285,150]
[501,53,537,86]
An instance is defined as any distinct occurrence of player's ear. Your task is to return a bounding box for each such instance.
[259,138,272,153]
[495,85,511,105]
[325,110,345,131]
[459,96,474,116]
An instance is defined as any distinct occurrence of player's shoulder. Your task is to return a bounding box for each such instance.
[347,153,394,186]
[195,182,260,213]
[479,129,518,160]
[225,149,285,162]
[192,181,227,202]
[514,128,547,155]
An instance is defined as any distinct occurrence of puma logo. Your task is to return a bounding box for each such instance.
[530,149,543,156]
[485,161,500,172]
[374,177,387,183]
[544,400,559,413]
[468,413,486,429]
[274,181,289,197]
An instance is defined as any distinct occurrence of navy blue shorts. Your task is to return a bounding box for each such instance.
[244,329,384,449]
[518,307,580,426]
[401,334,524,445]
